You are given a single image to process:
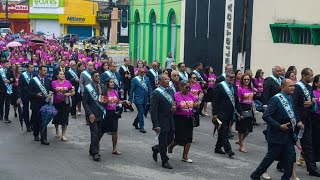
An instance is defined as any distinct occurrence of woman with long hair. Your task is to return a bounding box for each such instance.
[51,71,75,141]
[287,66,297,82]
[98,62,109,74]
[252,69,264,101]
[189,73,203,127]
[235,70,242,87]
[285,71,296,82]
[203,66,216,115]
[134,60,145,76]
[10,64,19,118]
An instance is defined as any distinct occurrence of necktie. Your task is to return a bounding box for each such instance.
[41,78,44,85]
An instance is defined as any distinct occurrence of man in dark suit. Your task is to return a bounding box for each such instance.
[177,62,189,81]
[146,61,162,91]
[212,71,241,157]
[17,64,35,132]
[0,60,14,123]
[82,71,107,161]
[29,66,52,145]
[293,68,320,177]
[100,62,123,91]
[215,64,234,84]
[65,60,79,119]
[53,59,67,80]
[251,79,304,180]
[151,74,176,169]
[262,66,282,105]
[129,67,153,133]
[119,57,134,111]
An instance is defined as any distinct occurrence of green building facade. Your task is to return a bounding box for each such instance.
[129,0,182,66]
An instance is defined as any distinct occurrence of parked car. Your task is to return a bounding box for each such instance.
[83,36,108,45]
[0,28,12,36]
[59,34,79,43]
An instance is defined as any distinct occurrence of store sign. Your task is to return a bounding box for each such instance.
[67,16,85,23]
[222,0,235,71]
[97,11,110,22]
[1,4,29,13]
[33,0,59,8]
[120,10,128,36]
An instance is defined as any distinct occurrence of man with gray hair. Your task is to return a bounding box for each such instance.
[215,64,234,84]
[66,60,80,118]
[262,66,282,105]
[169,70,179,93]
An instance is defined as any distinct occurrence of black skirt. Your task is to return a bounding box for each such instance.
[204,88,214,102]
[52,101,70,125]
[101,110,119,133]
[10,86,18,106]
[236,103,253,134]
[174,115,193,145]
[312,113,320,162]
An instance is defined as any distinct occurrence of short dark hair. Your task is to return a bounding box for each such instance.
[77,62,83,68]
[301,68,312,77]
[193,62,202,69]
[26,63,33,69]
[178,62,185,69]
[91,70,99,77]
[38,65,46,71]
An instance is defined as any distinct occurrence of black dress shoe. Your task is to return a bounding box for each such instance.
[132,123,139,129]
[27,127,32,132]
[14,113,17,118]
[93,154,101,161]
[215,148,226,155]
[162,162,173,169]
[4,119,11,123]
[72,115,77,119]
[140,129,147,133]
[152,148,158,162]
[227,151,235,158]
[276,162,284,172]
[309,170,320,177]
[129,107,134,112]
[34,136,40,141]
[41,140,50,145]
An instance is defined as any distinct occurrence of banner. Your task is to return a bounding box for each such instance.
[1,4,29,13]
[33,0,59,8]
[222,0,235,72]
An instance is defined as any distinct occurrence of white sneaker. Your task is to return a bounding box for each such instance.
[261,173,271,180]
[181,158,193,163]
[290,178,300,180]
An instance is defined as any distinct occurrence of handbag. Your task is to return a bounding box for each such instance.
[242,109,253,119]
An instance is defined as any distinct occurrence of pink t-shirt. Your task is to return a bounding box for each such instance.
[238,86,254,105]
[51,80,73,103]
[190,82,202,99]
[253,78,264,93]
[205,73,216,89]
[235,80,240,87]
[313,89,320,114]
[174,92,197,116]
[105,90,119,110]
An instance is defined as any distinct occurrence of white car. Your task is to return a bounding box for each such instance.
[0,28,12,36]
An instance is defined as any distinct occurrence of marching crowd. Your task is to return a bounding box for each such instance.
[0,33,320,180]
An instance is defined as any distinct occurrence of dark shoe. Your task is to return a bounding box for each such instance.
[140,129,147,133]
[34,136,40,141]
[309,170,320,177]
[27,127,32,132]
[132,123,139,129]
[276,162,284,172]
[72,115,77,119]
[227,151,235,158]
[14,113,17,118]
[152,148,158,162]
[93,154,101,161]
[249,174,260,180]
[162,162,173,169]
[144,112,148,118]
[227,133,234,139]
[214,148,226,155]
[4,119,11,123]
[41,140,50,145]
[129,107,134,112]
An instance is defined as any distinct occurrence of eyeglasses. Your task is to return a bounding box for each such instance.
[244,79,250,81]
[173,74,179,77]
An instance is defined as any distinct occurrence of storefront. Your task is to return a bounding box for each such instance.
[0,4,30,33]
[59,15,99,39]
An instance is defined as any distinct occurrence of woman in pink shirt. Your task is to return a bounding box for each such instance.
[51,71,75,141]
[203,66,216,115]
[312,75,320,163]
[168,80,200,163]
[252,69,264,102]
[189,73,203,127]
[236,73,254,153]
[235,70,242,87]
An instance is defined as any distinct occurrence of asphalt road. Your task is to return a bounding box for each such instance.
[0,108,318,180]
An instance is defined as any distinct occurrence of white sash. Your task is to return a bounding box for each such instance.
[179,71,188,81]
[193,70,204,81]
[169,81,176,93]
[296,81,311,101]
[22,72,31,84]
[155,87,173,105]
[270,75,281,86]
[149,69,159,85]
[121,65,128,72]
[221,81,235,108]
[68,68,79,80]
[0,68,12,94]
[33,77,48,96]
[83,71,91,81]
[85,83,106,118]
[106,70,120,88]
[275,93,296,131]
[134,76,148,92]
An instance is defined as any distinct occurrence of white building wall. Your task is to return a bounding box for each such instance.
[251,0,320,77]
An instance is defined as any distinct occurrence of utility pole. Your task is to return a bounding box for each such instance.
[5,0,8,19]
[106,0,113,42]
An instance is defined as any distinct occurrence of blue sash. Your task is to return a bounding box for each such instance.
[83,71,91,81]
[193,70,204,81]
[85,83,106,118]
[33,77,51,103]
[68,68,79,80]
[134,76,148,93]
[155,87,173,105]
[270,75,281,86]
[221,81,235,108]
[169,81,176,93]
[179,71,188,81]
[0,68,12,94]
[296,81,311,101]
[106,70,120,88]
[22,72,31,84]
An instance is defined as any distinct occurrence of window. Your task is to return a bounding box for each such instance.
[278,27,292,43]
[299,28,312,44]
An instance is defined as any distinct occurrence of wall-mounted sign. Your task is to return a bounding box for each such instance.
[97,11,110,23]
[59,15,96,25]
[67,16,85,23]
[33,0,59,8]
[1,4,29,13]
[120,9,128,36]
[222,0,235,71]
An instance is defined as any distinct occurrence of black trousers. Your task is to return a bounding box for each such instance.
[152,130,174,164]
[251,141,295,180]
[89,121,103,156]
[301,119,318,172]
[22,98,31,128]
[31,108,47,141]
[215,119,232,153]
[70,96,77,116]
[0,93,11,120]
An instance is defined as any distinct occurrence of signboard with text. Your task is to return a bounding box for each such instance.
[33,0,59,8]
[1,4,29,13]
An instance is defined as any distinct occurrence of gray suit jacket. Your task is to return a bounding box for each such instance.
[79,71,92,94]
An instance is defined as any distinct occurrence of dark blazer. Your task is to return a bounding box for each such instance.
[82,83,107,122]
[150,88,175,132]
[146,68,162,90]
[215,75,225,84]
[29,76,52,110]
[262,77,281,105]
[118,65,134,90]
[65,68,79,91]
[263,95,300,144]
[17,72,36,99]
[0,68,15,94]
[129,76,152,105]
[292,81,315,123]
[212,82,242,121]
[100,71,123,90]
